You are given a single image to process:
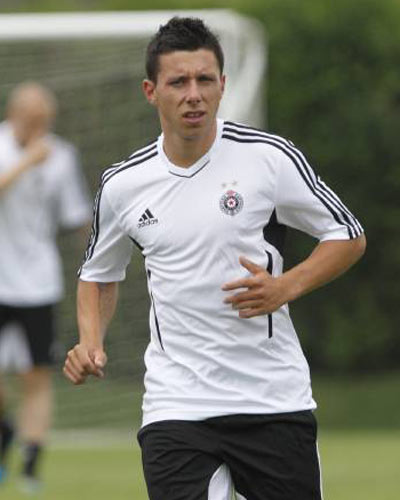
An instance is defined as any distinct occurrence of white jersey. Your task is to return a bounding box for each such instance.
[80,119,363,427]
[0,121,91,306]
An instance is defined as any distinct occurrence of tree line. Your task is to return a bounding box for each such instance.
[4,0,400,372]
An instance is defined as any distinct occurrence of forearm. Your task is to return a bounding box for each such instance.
[0,137,49,194]
[77,280,119,348]
[64,280,117,384]
[223,234,366,318]
[281,234,366,303]
[0,160,30,193]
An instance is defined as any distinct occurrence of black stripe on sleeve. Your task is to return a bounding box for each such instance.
[128,140,158,160]
[223,122,363,238]
[102,143,158,184]
[222,129,361,239]
[80,148,158,268]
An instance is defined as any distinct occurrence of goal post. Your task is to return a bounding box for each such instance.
[0,10,267,127]
[0,10,267,430]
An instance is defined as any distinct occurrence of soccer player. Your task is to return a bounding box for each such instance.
[0,82,91,491]
[64,17,366,500]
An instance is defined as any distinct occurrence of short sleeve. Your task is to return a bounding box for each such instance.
[274,145,363,241]
[57,147,91,229]
[79,184,133,282]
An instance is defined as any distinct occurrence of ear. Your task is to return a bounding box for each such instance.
[142,79,157,106]
[220,74,226,95]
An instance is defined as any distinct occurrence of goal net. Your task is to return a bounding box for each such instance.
[0,10,267,430]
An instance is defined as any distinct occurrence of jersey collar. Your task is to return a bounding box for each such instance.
[158,119,223,178]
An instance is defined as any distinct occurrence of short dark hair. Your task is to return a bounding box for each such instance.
[146,17,224,82]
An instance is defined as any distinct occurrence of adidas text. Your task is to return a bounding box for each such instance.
[138,218,159,228]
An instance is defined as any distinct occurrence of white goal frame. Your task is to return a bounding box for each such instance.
[0,9,267,127]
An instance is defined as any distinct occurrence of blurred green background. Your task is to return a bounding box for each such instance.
[0,1,399,499]
[2,0,399,373]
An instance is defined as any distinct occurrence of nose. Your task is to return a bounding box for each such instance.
[186,80,201,104]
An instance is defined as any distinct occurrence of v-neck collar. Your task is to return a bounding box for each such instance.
[158,119,223,178]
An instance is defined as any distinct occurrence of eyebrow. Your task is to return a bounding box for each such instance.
[167,72,217,82]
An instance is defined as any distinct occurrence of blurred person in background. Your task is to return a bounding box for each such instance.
[0,82,91,492]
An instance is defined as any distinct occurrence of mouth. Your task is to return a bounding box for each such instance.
[182,111,206,124]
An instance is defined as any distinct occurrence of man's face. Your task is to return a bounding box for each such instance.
[143,49,225,141]
[9,99,53,147]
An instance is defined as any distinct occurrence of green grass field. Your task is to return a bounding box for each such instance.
[2,374,399,498]
[2,430,399,500]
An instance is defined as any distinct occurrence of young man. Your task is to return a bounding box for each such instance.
[0,82,91,491]
[64,17,366,500]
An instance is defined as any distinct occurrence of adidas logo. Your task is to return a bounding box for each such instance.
[138,209,159,228]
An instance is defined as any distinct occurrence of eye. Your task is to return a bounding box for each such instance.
[169,78,185,87]
[198,75,215,83]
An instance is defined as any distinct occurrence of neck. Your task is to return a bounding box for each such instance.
[162,122,217,168]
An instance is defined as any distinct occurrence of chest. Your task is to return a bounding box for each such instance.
[116,154,276,256]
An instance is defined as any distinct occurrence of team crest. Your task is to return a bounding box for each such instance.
[220,190,244,216]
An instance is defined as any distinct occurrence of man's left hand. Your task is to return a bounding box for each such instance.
[221,256,289,318]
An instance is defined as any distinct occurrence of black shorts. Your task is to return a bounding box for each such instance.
[138,410,322,500]
[0,304,56,366]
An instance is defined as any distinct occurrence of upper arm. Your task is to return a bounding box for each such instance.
[79,182,133,282]
[274,146,364,242]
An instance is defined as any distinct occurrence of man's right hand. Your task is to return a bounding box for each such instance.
[63,344,107,385]
[22,138,50,169]
[0,138,51,193]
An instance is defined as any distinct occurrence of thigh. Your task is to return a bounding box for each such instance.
[13,304,56,366]
[138,420,231,500]
[217,411,322,500]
